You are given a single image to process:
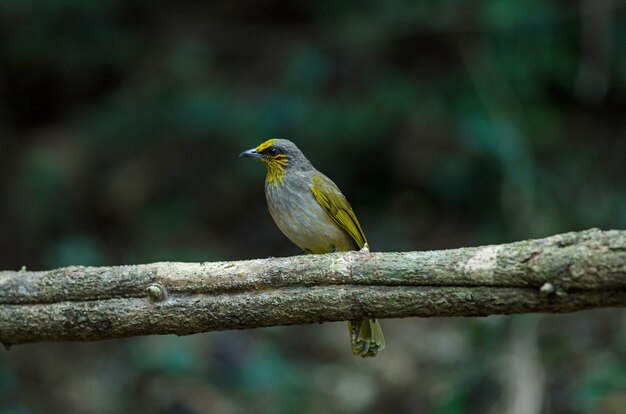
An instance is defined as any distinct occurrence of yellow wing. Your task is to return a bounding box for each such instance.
[310,174,368,250]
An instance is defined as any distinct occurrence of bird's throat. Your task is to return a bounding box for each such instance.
[264,158,287,184]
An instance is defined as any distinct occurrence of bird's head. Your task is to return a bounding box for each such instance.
[239,139,311,184]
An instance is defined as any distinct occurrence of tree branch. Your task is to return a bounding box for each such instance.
[1,228,624,346]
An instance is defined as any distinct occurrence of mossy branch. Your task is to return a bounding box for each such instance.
[1,229,625,346]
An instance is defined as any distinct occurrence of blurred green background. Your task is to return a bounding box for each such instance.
[1,1,625,413]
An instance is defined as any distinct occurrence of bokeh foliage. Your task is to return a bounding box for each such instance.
[0,1,625,413]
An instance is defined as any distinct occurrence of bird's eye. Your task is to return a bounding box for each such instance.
[267,147,279,156]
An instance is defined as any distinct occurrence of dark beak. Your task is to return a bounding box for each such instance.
[239,148,263,159]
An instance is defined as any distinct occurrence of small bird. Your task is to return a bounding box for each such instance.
[240,139,385,357]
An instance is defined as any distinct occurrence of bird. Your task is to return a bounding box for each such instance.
[240,138,385,357]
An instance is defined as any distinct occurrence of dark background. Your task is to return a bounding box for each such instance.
[1,1,625,413]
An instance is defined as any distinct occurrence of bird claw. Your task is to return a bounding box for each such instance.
[359,243,370,254]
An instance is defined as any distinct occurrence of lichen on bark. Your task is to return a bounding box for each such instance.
[0,228,624,346]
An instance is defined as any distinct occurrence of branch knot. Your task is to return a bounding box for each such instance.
[146,284,168,302]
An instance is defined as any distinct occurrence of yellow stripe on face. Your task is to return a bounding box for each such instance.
[256,139,277,153]
[264,154,287,184]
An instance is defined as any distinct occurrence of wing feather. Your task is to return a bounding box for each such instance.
[310,174,368,249]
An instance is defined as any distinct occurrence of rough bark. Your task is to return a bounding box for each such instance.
[1,228,624,346]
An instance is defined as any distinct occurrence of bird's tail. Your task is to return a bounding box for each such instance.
[348,319,385,357]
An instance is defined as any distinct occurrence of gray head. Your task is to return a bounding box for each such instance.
[239,139,313,172]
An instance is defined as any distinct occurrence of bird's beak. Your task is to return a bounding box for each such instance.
[239,148,263,159]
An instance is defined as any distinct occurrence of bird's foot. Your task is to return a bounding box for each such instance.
[359,243,370,254]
